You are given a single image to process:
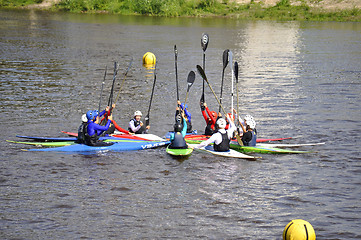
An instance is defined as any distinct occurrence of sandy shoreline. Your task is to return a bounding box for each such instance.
[26,0,361,11]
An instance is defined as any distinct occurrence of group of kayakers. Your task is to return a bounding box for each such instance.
[77,97,256,152]
[166,99,257,152]
[76,104,149,147]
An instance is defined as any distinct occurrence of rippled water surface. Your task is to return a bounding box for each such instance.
[1,9,360,239]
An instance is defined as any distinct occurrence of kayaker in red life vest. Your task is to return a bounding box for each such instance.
[128,111,149,134]
[85,107,114,146]
[200,102,217,136]
[192,115,236,152]
[100,104,129,135]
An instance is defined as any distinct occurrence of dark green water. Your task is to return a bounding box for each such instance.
[1,9,360,239]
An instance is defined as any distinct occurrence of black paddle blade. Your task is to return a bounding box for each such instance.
[187,70,195,86]
[201,33,209,52]
[223,49,229,69]
[234,61,239,83]
[186,71,195,93]
[196,65,207,83]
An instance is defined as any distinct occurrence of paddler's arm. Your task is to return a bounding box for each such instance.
[111,120,129,134]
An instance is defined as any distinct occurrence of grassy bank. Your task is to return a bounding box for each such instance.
[1,0,360,21]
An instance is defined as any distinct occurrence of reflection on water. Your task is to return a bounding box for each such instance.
[240,21,300,80]
[1,9,361,239]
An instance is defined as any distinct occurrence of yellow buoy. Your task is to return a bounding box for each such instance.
[142,52,156,65]
[283,219,316,240]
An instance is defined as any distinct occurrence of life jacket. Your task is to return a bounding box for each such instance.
[84,131,99,146]
[242,130,257,146]
[169,132,188,149]
[186,120,193,133]
[213,132,230,152]
[128,119,146,134]
[76,122,88,144]
[204,122,215,136]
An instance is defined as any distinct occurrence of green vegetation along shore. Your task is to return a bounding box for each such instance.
[1,0,360,21]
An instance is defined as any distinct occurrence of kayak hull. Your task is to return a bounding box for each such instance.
[25,141,170,153]
[166,145,193,157]
[230,144,311,154]
[165,132,292,143]
[189,144,256,159]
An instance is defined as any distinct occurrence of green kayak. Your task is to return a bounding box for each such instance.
[166,145,193,157]
[230,144,311,154]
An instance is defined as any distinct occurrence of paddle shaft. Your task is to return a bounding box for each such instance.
[108,61,118,107]
[145,64,157,126]
[98,66,107,114]
[197,65,227,117]
[219,49,229,112]
[114,58,133,106]
[174,45,179,102]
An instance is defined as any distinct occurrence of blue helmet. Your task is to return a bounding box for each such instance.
[86,110,98,121]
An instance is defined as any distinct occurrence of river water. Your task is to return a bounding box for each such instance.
[0,9,360,239]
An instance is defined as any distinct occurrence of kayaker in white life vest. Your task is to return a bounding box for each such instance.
[128,110,149,134]
[193,115,236,152]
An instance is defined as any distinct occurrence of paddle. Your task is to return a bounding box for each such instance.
[174,45,179,102]
[183,70,196,106]
[229,50,234,118]
[98,65,107,118]
[108,61,118,107]
[200,33,209,104]
[197,65,227,117]
[114,58,133,106]
[234,61,239,124]
[219,49,229,112]
[145,64,157,127]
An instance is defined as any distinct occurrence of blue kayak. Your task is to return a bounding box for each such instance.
[16,135,144,142]
[25,140,170,153]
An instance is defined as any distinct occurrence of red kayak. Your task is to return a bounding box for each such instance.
[183,134,292,143]
[61,131,162,141]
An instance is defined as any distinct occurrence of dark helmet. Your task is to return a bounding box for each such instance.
[174,123,183,132]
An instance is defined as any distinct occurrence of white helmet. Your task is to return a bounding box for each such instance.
[244,114,254,122]
[247,119,256,129]
[81,114,88,123]
[216,118,227,129]
[134,110,142,117]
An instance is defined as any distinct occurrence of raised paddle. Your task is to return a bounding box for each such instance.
[219,49,229,112]
[200,33,209,104]
[145,64,157,127]
[197,65,227,117]
[183,70,196,106]
[114,58,133,106]
[234,61,240,125]
[174,45,179,102]
[108,61,118,107]
[229,50,234,118]
[98,65,107,117]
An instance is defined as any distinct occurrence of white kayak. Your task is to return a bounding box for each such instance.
[188,144,257,160]
[258,142,325,148]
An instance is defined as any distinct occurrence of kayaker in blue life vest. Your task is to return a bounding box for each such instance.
[178,101,192,133]
[239,114,257,146]
[193,115,236,152]
[168,106,188,149]
[85,107,113,146]
[128,111,149,134]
